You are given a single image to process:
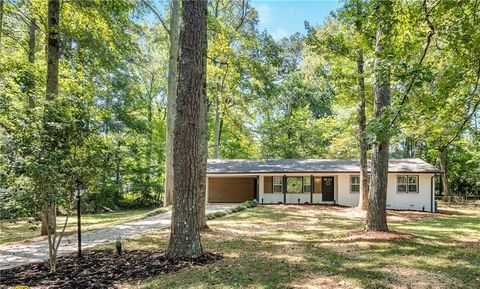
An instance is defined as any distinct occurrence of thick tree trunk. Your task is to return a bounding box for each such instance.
[365,25,390,232]
[46,0,60,101]
[44,0,60,271]
[198,65,208,230]
[354,1,368,210]
[167,0,207,260]
[213,92,221,159]
[164,0,180,207]
[439,149,450,196]
[356,48,369,210]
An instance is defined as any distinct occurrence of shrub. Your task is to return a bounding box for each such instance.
[242,200,258,208]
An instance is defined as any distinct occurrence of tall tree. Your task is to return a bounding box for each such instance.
[365,1,392,232]
[167,0,207,259]
[44,0,61,272]
[353,0,368,211]
[164,0,180,206]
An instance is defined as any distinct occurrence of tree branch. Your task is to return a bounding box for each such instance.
[389,0,435,128]
[439,59,480,152]
[141,0,170,35]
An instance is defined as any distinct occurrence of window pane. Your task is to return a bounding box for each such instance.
[273,177,282,185]
[303,185,311,193]
[408,176,417,184]
[351,176,360,185]
[398,184,407,192]
[287,177,302,193]
[351,184,360,193]
[303,177,311,185]
[408,184,417,193]
[397,176,407,184]
[273,185,282,193]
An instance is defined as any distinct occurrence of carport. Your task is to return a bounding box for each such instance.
[207,176,258,203]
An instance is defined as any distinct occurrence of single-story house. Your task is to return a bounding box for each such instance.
[206,158,441,212]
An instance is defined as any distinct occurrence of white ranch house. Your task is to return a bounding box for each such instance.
[206,158,441,212]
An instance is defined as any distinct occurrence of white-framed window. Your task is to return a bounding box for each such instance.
[397,175,418,193]
[350,175,360,194]
[273,176,283,193]
[303,177,311,193]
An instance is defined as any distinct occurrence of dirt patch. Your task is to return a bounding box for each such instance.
[289,274,356,289]
[458,240,480,249]
[386,210,432,222]
[347,230,414,242]
[270,204,347,212]
[0,249,222,289]
[382,265,464,289]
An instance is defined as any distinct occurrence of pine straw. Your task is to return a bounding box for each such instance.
[346,230,415,242]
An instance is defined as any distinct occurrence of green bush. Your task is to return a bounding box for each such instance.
[242,200,258,208]
[206,200,257,221]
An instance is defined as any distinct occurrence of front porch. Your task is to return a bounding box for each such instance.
[259,174,338,205]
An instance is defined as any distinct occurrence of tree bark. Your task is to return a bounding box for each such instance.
[439,149,450,196]
[365,24,390,232]
[44,0,60,271]
[164,0,180,207]
[355,0,368,211]
[167,0,207,260]
[46,0,60,101]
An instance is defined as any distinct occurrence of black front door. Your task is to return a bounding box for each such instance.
[322,177,334,202]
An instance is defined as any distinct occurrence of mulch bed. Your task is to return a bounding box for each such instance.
[347,230,414,242]
[0,250,222,289]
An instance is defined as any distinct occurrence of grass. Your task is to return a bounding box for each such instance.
[117,204,480,289]
[0,207,170,244]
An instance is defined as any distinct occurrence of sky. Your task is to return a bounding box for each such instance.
[251,0,342,40]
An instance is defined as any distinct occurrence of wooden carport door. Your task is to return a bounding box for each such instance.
[208,177,255,203]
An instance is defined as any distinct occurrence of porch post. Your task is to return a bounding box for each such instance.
[283,175,286,204]
[310,175,313,204]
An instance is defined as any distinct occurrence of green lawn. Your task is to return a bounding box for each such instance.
[0,207,169,244]
[120,205,480,289]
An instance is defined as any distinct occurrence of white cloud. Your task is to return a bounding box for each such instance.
[272,28,288,40]
[257,4,272,24]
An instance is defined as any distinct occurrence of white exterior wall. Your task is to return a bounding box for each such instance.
[386,173,434,211]
[208,173,434,212]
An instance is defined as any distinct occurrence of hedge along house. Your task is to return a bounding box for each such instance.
[206,158,441,212]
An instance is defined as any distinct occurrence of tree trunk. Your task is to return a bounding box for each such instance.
[365,24,391,232]
[44,0,60,271]
[439,149,450,196]
[46,0,60,101]
[167,0,207,260]
[213,91,221,159]
[164,0,180,207]
[355,0,368,211]
[198,63,208,230]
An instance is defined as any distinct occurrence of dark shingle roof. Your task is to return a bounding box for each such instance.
[207,158,441,174]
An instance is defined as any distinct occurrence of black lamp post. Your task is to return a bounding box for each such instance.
[76,182,87,258]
